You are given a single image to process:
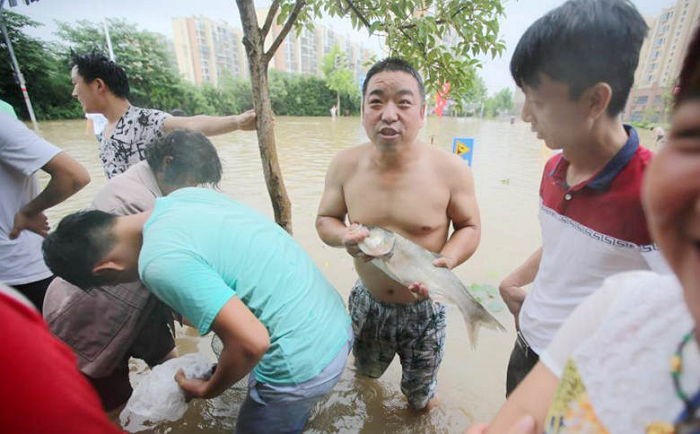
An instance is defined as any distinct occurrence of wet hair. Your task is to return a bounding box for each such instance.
[145,130,222,189]
[42,211,118,289]
[675,25,700,107]
[510,0,648,116]
[71,52,130,98]
[362,57,426,103]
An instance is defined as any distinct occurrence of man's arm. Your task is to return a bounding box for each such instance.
[315,152,351,247]
[499,248,542,326]
[176,296,269,399]
[10,152,90,239]
[142,251,268,399]
[162,109,256,136]
[466,363,556,434]
[315,151,370,257]
[436,158,481,269]
[466,416,536,434]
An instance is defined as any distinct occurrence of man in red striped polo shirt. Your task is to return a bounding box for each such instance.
[498,0,671,396]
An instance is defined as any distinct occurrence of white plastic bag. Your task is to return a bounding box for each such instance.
[119,353,215,432]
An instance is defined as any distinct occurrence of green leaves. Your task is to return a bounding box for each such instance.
[305,0,506,109]
[468,283,505,313]
[321,45,359,96]
[482,87,513,118]
[197,0,506,115]
[0,10,80,120]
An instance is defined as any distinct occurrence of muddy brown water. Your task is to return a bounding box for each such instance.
[35,117,656,433]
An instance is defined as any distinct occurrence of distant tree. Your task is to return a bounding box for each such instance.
[484,87,513,118]
[0,11,80,120]
[641,105,660,124]
[236,0,505,232]
[464,75,488,106]
[321,44,358,116]
[451,74,487,116]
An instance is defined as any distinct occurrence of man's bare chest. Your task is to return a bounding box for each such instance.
[343,173,450,233]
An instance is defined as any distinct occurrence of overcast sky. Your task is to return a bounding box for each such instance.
[8,0,674,95]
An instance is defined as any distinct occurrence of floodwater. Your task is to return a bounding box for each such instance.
[36,117,657,433]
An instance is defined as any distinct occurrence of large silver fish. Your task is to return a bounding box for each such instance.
[358,225,505,346]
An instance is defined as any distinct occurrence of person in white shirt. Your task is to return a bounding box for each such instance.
[0,108,89,311]
[467,22,700,434]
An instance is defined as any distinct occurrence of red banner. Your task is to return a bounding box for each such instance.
[434,82,451,117]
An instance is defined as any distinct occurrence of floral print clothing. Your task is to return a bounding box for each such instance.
[98,105,170,179]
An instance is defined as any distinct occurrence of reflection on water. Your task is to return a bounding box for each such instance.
[35,117,657,433]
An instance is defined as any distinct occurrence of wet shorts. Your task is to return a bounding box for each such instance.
[86,304,175,411]
[349,280,447,409]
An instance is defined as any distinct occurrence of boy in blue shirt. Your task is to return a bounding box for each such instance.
[43,187,351,433]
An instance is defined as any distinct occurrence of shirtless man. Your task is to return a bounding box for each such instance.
[316,57,481,411]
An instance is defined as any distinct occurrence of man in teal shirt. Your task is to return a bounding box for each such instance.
[43,187,351,433]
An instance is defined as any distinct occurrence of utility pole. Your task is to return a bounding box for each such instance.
[0,0,39,130]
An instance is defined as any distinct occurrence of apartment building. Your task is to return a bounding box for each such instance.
[624,0,700,122]
[173,12,377,87]
[172,16,248,86]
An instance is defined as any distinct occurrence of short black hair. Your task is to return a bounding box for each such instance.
[363,57,426,103]
[510,0,648,116]
[71,52,130,98]
[42,210,118,289]
[675,25,700,106]
[145,130,222,188]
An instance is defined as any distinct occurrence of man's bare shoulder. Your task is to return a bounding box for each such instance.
[427,146,471,175]
[328,143,372,177]
[333,142,372,161]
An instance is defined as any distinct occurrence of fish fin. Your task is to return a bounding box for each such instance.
[466,308,506,349]
[370,258,408,286]
[466,320,479,349]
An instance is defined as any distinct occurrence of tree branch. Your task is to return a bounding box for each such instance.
[263,0,306,64]
[341,0,372,30]
[261,0,281,39]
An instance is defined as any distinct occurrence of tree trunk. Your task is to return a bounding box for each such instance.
[336,92,341,117]
[237,0,293,233]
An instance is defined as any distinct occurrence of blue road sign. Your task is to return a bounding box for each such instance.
[453,137,475,166]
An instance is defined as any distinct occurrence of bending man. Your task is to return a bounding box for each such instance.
[43,129,222,411]
[43,187,352,433]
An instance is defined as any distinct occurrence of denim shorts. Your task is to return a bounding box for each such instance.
[349,280,447,409]
[235,329,352,434]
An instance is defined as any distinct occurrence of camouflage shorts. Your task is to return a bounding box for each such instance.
[349,280,447,409]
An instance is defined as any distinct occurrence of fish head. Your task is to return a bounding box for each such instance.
[357,226,396,257]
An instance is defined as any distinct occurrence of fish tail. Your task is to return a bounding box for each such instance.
[466,308,506,348]
[477,309,506,333]
[465,319,479,349]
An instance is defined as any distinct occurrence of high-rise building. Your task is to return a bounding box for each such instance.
[624,0,700,123]
[172,13,378,87]
[172,16,248,86]
[257,8,377,82]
